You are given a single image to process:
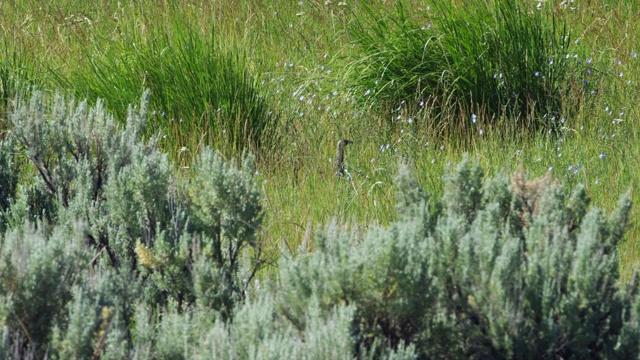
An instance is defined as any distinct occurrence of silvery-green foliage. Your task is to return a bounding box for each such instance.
[193,294,360,360]
[3,90,638,358]
[97,133,172,266]
[0,327,8,358]
[2,91,267,357]
[112,291,362,360]
[48,266,141,359]
[7,91,263,307]
[186,147,263,316]
[52,286,99,359]
[0,221,89,357]
[277,157,639,358]
[278,211,434,356]
[0,139,54,233]
[8,90,159,267]
[187,147,262,266]
[0,139,19,225]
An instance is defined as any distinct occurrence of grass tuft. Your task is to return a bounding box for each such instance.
[348,0,594,132]
[51,19,276,155]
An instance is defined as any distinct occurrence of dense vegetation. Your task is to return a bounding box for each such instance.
[1,0,639,358]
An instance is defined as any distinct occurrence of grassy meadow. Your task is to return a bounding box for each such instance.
[1,0,640,278]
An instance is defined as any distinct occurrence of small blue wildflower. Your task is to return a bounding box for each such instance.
[568,165,573,171]
[633,52,638,58]
[472,114,477,123]
[534,71,540,77]
[599,153,607,159]
[548,167,553,172]
[586,58,592,64]
[364,89,371,96]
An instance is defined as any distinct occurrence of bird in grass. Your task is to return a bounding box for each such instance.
[335,139,352,176]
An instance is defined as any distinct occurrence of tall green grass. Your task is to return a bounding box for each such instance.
[348,0,592,132]
[50,18,276,154]
[0,48,35,130]
[1,0,639,278]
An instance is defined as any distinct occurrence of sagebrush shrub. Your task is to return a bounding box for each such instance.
[1,91,638,359]
[276,158,639,358]
[0,139,19,232]
[1,91,266,357]
[0,221,90,357]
